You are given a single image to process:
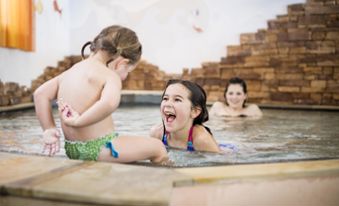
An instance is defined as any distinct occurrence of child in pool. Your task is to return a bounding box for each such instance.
[34,25,169,164]
[150,79,222,153]
[210,77,262,117]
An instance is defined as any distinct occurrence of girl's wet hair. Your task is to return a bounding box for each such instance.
[162,79,212,134]
[224,77,247,107]
[81,25,142,66]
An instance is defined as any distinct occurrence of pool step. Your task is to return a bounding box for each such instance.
[1,152,339,205]
[0,152,191,206]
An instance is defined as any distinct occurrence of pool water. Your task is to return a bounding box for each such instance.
[1,105,339,167]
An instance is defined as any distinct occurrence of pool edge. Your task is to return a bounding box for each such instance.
[2,90,339,112]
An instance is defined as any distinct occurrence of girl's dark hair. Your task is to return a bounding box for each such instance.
[224,77,247,107]
[81,25,142,66]
[162,79,212,134]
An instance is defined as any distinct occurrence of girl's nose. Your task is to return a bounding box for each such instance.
[163,101,174,108]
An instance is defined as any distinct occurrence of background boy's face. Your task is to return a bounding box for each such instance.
[160,83,193,132]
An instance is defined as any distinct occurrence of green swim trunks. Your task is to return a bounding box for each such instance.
[65,132,118,161]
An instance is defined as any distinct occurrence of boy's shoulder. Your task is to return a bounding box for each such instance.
[80,59,120,79]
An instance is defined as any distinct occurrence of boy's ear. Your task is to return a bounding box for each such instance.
[117,57,129,66]
[114,56,129,66]
[191,106,201,119]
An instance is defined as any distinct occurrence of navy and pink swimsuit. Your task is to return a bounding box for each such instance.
[162,126,195,151]
[162,126,238,152]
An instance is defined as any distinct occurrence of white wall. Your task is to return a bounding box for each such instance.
[0,0,304,87]
[0,0,71,87]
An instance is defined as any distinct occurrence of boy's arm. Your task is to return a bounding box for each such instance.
[34,76,61,156]
[34,77,59,130]
[64,77,121,127]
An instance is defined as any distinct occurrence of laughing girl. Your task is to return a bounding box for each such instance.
[150,79,220,153]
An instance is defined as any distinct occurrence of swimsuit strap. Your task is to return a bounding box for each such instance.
[187,126,195,152]
[106,141,119,158]
[163,127,194,151]
[162,132,169,146]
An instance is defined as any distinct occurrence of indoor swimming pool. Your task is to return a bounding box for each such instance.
[0,105,338,167]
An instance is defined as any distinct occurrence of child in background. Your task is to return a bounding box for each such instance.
[34,25,168,164]
[150,79,221,153]
[210,77,262,117]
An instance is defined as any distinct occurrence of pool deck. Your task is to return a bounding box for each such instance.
[1,152,339,205]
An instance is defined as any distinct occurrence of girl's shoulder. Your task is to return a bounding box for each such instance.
[192,125,213,141]
[210,101,228,116]
[245,104,263,116]
[192,125,220,153]
[211,101,225,108]
[193,124,207,132]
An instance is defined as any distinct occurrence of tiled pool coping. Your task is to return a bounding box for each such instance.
[1,90,339,112]
[1,152,338,205]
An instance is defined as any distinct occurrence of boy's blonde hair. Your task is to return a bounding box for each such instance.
[81,25,142,65]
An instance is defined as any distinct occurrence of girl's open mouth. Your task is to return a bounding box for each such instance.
[164,111,176,123]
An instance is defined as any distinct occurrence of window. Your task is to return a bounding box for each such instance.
[0,0,34,51]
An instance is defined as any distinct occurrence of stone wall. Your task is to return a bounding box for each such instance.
[185,0,339,106]
[122,60,179,91]
[0,81,32,106]
[30,56,82,92]
[0,57,172,106]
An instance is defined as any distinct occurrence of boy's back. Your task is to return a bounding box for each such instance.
[58,58,121,141]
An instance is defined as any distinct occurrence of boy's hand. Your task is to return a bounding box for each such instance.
[58,99,80,127]
[42,128,60,156]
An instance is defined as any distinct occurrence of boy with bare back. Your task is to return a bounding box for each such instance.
[34,25,168,164]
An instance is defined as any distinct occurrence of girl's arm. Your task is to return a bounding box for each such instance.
[61,76,121,127]
[193,125,221,153]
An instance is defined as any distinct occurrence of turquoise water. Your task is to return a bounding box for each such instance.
[1,105,339,167]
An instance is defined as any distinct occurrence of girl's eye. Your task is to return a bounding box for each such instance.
[228,92,233,95]
[236,92,242,95]
[162,97,168,101]
[175,98,182,102]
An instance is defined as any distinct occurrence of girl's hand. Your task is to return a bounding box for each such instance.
[42,128,60,156]
[58,99,80,126]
